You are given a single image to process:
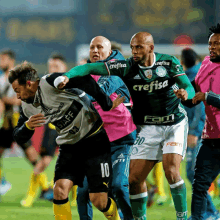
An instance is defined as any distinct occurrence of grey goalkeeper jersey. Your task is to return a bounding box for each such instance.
[14,73,113,146]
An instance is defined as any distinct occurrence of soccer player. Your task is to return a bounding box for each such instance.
[9,62,124,220]
[183,23,220,220]
[77,36,136,220]
[21,53,67,207]
[57,32,195,220]
[0,49,39,197]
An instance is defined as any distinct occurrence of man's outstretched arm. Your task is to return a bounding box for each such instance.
[48,73,125,111]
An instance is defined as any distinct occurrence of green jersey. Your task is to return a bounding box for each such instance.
[65,52,195,125]
[103,53,187,125]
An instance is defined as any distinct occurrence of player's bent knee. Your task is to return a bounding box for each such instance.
[53,181,71,200]
[164,167,180,184]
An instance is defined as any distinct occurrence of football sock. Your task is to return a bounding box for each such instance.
[53,198,72,220]
[39,172,49,191]
[70,185,77,206]
[170,180,187,220]
[130,192,148,220]
[154,162,166,197]
[21,172,40,207]
[102,197,121,220]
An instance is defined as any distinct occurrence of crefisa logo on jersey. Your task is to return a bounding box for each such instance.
[156,66,167,77]
[144,69,152,79]
[109,62,127,69]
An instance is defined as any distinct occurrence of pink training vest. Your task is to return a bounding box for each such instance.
[91,75,136,142]
[195,56,220,139]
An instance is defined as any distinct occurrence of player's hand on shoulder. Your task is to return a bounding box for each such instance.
[111,94,125,110]
[54,75,69,89]
[174,89,188,101]
[26,113,46,129]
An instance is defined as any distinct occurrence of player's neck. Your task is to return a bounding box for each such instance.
[140,53,155,68]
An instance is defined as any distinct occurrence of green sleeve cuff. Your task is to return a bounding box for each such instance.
[175,74,195,99]
[64,63,109,79]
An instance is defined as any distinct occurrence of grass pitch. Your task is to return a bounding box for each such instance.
[0,156,202,220]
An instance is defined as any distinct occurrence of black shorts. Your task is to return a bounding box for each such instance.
[0,127,14,148]
[40,125,57,157]
[54,127,112,193]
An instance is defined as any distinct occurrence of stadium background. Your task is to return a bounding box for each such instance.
[0,0,219,219]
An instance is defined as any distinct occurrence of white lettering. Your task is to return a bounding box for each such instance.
[133,80,168,92]
[158,82,163,89]
[109,63,127,69]
[176,211,188,218]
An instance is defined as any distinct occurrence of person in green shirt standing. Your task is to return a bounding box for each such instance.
[56,32,195,220]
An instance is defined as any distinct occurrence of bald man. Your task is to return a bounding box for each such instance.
[57,31,196,220]
[77,36,137,220]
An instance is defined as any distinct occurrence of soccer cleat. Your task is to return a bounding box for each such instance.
[156,195,167,206]
[21,172,40,207]
[147,185,158,207]
[187,211,220,220]
[204,211,220,220]
[43,188,54,201]
[0,180,11,195]
[20,195,35,207]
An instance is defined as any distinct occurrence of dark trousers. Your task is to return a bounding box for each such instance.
[191,139,220,220]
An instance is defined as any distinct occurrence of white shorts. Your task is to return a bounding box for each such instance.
[130,118,188,161]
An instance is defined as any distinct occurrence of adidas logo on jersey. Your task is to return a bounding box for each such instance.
[133,80,168,92]
[118,153,125,159]
[112,154,125,166]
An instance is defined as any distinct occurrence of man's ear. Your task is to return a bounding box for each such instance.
[150,45,154,53]
[26,81,31,88]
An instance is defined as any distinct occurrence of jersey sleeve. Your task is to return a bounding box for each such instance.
[46,72,113,111]
[169,56,185,78]
[64,61,130,79]
[104,60,130,78]
[174,74,195,99]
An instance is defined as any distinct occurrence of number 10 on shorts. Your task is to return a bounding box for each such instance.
[101,163,110,178]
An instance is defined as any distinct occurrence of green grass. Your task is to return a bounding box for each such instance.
[0,157,206,219]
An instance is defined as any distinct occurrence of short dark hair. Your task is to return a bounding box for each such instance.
[209,23,220,38]
[9,62,40,85]
[49,53,66,62]
[0,49,16,60]
[181,48,201,69]
[111,41,122,52]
